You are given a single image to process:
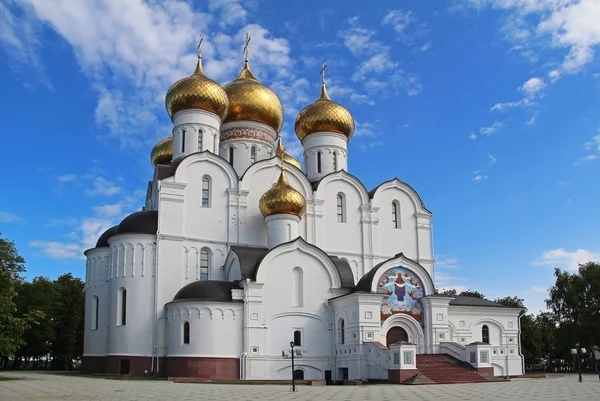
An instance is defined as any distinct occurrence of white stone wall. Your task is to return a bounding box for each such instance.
[105,233,156,357]
[265,214,300,249]
[84,247,110,357]
[166,301,243,357]
[172,109,221,160]
[446,306,524,376]
[219,121,277,177]
[302,132,348,181]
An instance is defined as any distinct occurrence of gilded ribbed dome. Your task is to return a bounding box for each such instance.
[150,137,173,166]
[223,60,284,132]
[275,138,302,170]
[295,68,354,141]
[165,56,229,121]
[259,166,306,218]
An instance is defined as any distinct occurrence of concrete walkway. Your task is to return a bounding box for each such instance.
[1,371,598,400]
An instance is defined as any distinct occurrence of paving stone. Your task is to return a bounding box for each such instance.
[0,372,599,400]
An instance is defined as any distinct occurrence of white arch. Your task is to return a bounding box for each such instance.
[370,178,432,215]
[173,151,238,188]
[381,313,424,344]
[255,238,342,289]
[367,253,435,295]
[240,156,313,199]
[315,170,369,206]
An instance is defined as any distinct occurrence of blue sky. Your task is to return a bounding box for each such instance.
[1,0,599,314]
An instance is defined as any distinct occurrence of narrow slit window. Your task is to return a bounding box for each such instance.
[229,147,234,166]
[336,194,345,223]
[294,330,302,347]
[200,249,209,280]
[183,322,190,345]
[181,129,186,153]
[392,201,399,228]
[198,129,203,151]
[202,177,210,207]
[317,152,322,173]
[333,152,338,171]
[340,319,345,344]
[482,325,490,344]
[120,289,127,326]
[250,147,256,163]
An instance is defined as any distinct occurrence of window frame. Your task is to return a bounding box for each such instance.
[482,324,490,344]
[200,249,210,280]
[201,176,210,208]
[336,193,345,223]
[183,321,190,345]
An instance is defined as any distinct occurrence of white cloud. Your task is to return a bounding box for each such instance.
[532,248,600,271]
[548,68,561,82]
[28,240,82,259]
[435,255,460,269]
[490,99,527,111]
[465,0,600,73]
[532,285,548,293]
[85,177,121,197]
[585,134,600,151]
[354,121,376,136]
[519,77,547,98]
[472,173,488,181]
[574,154,598,165]
[352,52,398,82]
[4,1,298,149]
[57,174,77,182]
[359,141,384,152]
[488,154,497,165]
[382,10,413,36]
[469,132,478,140]
[0,211,21,223]
[526,111,539,125]
[337,17,388,56]
[480,121,503,135]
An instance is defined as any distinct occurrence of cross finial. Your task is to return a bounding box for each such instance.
[197,36,204,58]
[244,32,251,62]
[320,61,327,85]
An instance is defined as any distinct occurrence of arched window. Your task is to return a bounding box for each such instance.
[183,322,190,345]
[181,129,186,153]
[340,319,345,344]
[293,369,305,380]
[336,193,345,223]
[198,129,203,151]
[333,152,338,171]
[200,249,210,280]
[92,296,99,330]
[294,330,302,347]
[229,147,234,166]
[482,325,490,344]
[201,176,210,207]
[317,151,322,173]
[250,146,256,163]
[292,267,303,307]
[119,288,127,326]
[392,201,400,229]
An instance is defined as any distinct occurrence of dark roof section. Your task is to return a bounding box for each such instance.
[353,257,395,292]
[172,280,242,302]
[448,295,509,308]
[368,178,431,214]
[96,225,118,248]
[229,245,269,280]
[330,256,355,289]
[115,210,158,236]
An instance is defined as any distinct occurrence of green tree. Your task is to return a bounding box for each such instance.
[50,273,85,370]
[0,235,32,357]
[458,290,485,299]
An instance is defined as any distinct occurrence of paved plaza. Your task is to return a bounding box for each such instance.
[1,371,599,401]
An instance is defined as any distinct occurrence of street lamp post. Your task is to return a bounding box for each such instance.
[290,341,296,392]
[571,342,587,382]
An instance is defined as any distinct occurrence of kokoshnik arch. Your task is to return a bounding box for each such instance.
[82,34,524,382]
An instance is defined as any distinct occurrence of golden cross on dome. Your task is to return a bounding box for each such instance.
[244,32,251,61]
[197,36,204,58]
[320,61,327,84]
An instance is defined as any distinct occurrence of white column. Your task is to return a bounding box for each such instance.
[302,132,348,182]
[172,109,222,160]
[265,214,300,249]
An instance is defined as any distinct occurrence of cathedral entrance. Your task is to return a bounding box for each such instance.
[386,327,409,347]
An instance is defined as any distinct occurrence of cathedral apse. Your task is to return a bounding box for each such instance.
[376,267,425,327]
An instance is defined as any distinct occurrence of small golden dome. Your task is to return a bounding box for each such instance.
[295,64,354,141]
[165,55,229,121]
[150,137,173,166]
[223,59,284,132]
[259,165,306,218]
[275,138,302,170]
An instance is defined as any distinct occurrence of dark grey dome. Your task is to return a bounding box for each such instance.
[173,280,242,302]
[115,210,158,236]
[96,225,118,248]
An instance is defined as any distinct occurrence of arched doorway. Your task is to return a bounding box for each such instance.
[386,327,409,347]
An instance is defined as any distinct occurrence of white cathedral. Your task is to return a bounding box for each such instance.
[82,36,524,383]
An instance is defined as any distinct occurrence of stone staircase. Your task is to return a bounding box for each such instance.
[414,354,501,384]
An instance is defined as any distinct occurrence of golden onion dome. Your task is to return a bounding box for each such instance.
[275,138,302,170]
[223,59,284,132]
[150,137,173,166]
[259,165,306,218]
[165,55,229,121]
[295,64,354,141]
